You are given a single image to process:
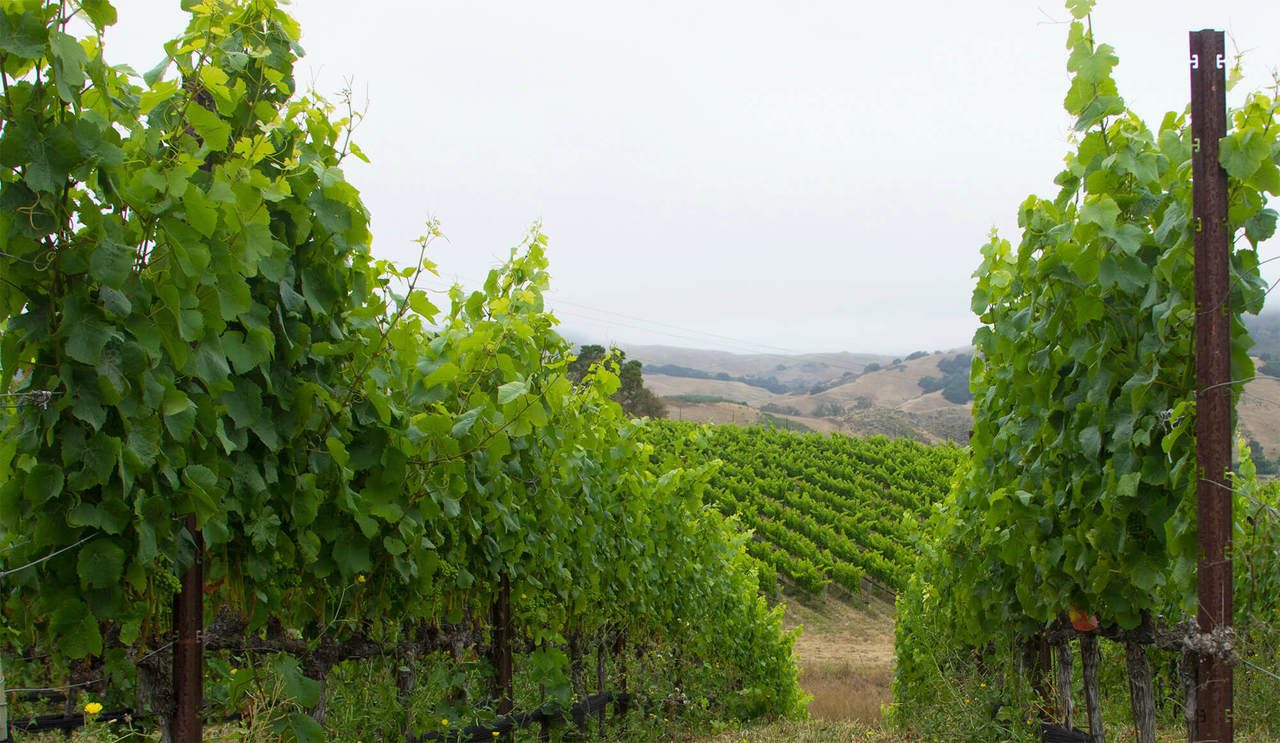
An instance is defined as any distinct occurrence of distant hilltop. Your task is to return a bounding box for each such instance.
[601,310,1280,467]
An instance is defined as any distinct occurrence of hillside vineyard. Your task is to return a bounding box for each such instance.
[646,422,963,594]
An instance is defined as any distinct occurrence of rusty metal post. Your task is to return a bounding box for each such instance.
[491,573,514,740]
[171,516,204,743]
[1190,28,1233,743]
[1,651,8,742]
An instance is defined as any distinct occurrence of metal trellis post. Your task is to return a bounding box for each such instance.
[1190,27,1233,743]
[171,516,204,743]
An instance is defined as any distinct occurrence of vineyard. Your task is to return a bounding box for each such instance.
[891,2,1280,742]
[646,421,962,595]
[5,0,1280,742]
[0,2,804,741]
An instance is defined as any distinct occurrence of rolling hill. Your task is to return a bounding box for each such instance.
[633,340,1280,461]
[635,347,974,444]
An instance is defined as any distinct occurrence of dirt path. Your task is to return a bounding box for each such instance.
[780,587,898,724]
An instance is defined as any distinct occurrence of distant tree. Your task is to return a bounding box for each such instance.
[813,401,846,418]
[567,344,608,383]
[1248,439,1279,476]
[761,403,803,416]
[569,345,666,418]
[905,350,929,361]
[616,359,667,418]
[917,352,975,404]
[863,362,882,373]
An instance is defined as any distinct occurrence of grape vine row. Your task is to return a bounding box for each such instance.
[647,421,963,594]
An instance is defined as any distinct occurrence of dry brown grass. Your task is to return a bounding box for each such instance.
[801,662,894,723]
[780,587,898,728]
[698,718,900,742]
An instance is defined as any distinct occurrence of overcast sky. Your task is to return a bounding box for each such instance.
[103,1,1280,355]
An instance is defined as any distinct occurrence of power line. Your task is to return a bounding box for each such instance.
[419,275,914,380]
[423,273,875,361]
[546,295,807,356]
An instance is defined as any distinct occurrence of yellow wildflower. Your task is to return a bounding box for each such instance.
[84,702,103,715]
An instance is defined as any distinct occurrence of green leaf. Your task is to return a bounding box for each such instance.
[497,380,527,404]
[66,320,112,365]
[162,217,210,279]
[182,185,218,237]
[140,79,180,115]
[1116,472,1140,499]
[424,362,459,386]
[1065,0,1095,19]
[1077,426,1101,458]
[98,286,132,317]
[223,331,257,373]
[0,11,48,58]
[333,538,371,575]
[1079,196,1120,230]
[1244,208,1278,245]
[1129,559,1161,592]
[270,655,321,708]
[164,404,196,441]
[186,104,231,152]
[313,197,351,235]
[287,713,326,743]
[325,436,349,468]
[1248,159,1280,196]
[183,463,217,491]
[162,388,191,416]
[1104,224,1144,256]
[1067,41,1117,86]
[24,463,65,506]
[451,408,482,438]
[89,236,133,289]
[182,464,220,523]
[142,55,171,86]
[67,499,130,535]
[408,290,437,319]
[24,144,66,194]
[77,539,125,589]
[222,378,263,429]
[49,31,88,102]
[50,601,102,658]
[1219,130,1270,180]
[189,344,230,383]
[80,0,118,29]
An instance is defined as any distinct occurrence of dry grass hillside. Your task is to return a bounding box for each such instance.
[643,346,1280,459]
[1239,373,1280,462]
[628,345,889,389]
[808,355,952,411]
[644,375,791,408]
[638,347,974,445]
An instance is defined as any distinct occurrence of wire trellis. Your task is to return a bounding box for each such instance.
[0,391,58,409]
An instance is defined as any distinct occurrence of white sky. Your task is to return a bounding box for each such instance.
[103,1,1280,355]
